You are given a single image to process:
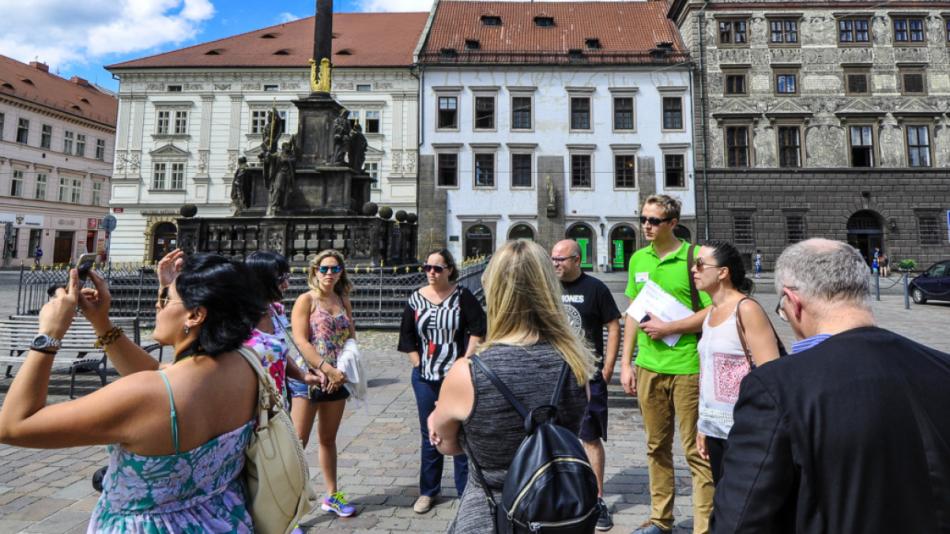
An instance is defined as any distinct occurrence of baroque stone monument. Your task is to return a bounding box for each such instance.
[177,0,416,265]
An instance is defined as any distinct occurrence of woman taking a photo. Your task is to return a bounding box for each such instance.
[289,249,355,518]
[398,249,486,514]
[427,240,594,533]
[691,240,784,484]
[0,252,264,532]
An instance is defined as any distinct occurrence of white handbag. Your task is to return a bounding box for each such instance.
[238,346,317,534]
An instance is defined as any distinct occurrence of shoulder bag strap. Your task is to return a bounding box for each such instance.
[735,297,755,369]
[686,244,702,313]
[470,355,530,419]
[236,346,281,413]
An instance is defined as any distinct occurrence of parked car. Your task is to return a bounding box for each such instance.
[910,260,950,304]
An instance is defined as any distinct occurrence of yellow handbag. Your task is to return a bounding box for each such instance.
[238,347,318,534]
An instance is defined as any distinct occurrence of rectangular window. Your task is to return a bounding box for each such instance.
[900,68,927,95]
[906,125,931,167]
[170,163,185,189]
[41,124,52,149]
[173,111,188,135]
[845,69,870,95]
[251,110,267,134]
[474,153,495,187]
[770,19,799,44]
[152,163,167,190]
[775,70,798,95]
[733,213,755,247]
[75,134,86,157]
[839,18,870,43]
[849,125,874,167]
[918,215,940,245]
[28,229,41,258]
[511,154,532,188]
[0,112,4,140]
[70,178,81,204]
[10,170,23,197]
[614,155,636,189]
[35,173,47,200]
[437,153,458,187]
[364,110,380,134]
[263,84,279,92]
[664,154,685,188]
[512,96,532,130]
[570,154,592,188]
[58,177,69,202]
[63,131,74,154]
[366,162,380,189]
[16,118,29,144]
[156,110,170,134]
[570,97,591,130]
[438,97,458,129]
[724,72,747,95]
[356,84,372,92]
[474,96,495,130]
[719,19,749,45]
[893,17,925,43]
[726,126,750,168]
[92,181,102,206]
[613,97,634,130]
[786,214,806,244]
[95,139,105,160]
[6,228,18,258]
[662,97,683,130]
[778,126,802,168]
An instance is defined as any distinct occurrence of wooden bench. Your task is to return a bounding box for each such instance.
[0,316,143,398]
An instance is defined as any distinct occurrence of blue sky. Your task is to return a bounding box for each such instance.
[0,0,433,92]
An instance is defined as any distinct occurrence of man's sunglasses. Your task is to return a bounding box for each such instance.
[316,265,343,274]
[423,264,448,273]
[639,216,673,226]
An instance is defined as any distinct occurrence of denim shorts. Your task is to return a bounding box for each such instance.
[287,377,350,403]
[578,372,609,442]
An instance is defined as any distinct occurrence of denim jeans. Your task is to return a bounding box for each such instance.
[411,366,468,497]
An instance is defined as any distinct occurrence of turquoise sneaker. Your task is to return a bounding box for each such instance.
[321,491,356,517]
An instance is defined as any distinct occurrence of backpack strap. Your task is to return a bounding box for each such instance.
[470,355,530,419]
[686,244,703,313]
[549,360,571,407]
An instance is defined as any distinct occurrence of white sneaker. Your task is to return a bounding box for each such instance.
[413,495,436,514]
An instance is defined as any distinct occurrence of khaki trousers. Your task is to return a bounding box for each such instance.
[636,365,714,534]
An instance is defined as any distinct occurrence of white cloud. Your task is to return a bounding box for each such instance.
[0,0,215,69]
[277,12,302,23]
[359,0,434,12]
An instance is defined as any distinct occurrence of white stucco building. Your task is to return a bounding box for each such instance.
[0,56,115,266]
[416,0,697,270]
[106,13,426,262]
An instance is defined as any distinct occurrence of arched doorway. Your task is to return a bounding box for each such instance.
[847,210,884,265]
[610,224,637,271]
[508,223,535,241]
[151,222,177,262]
[464,224,493,259]
[673,224,692,242]
[566,223,595,271]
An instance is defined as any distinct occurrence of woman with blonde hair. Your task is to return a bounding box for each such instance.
[427,239,595,533]
[289,249,356,517]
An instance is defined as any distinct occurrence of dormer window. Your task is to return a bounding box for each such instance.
[441,48,459,58]
[20,78,34,86]
[1,82,13,90]
[568,49,584,60]
[336,48,352,55]
[534,16,555,27]
[80,98,91,104]
[260,33,279,39]
[481,15,502,26]
[205,48,223,55]
[465,39,481,50]
[585,38,601,49]
[273,49,291,55]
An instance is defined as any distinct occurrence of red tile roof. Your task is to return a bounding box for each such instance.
[107,12,429,71]
[419,1,688,65]
[0,55,117,128]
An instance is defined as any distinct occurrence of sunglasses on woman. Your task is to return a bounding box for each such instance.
[157,286,184,310]
[317,265,343,274]
[693,257,722,272]
[422,264,447,273]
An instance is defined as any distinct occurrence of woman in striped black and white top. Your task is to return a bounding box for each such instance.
[398,249,486,514]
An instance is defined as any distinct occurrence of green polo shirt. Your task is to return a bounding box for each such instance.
[624,239,711,375]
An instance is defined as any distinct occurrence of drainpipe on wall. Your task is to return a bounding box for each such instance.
[698,3,711,241]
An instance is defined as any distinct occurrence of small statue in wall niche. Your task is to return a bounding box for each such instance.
[546,175,558,218]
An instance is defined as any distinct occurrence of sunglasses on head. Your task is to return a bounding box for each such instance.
[639,215,673,226]
[422,264,447,273]
[316,265,343,274]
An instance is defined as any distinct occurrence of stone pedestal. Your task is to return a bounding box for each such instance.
[294,92,342,168]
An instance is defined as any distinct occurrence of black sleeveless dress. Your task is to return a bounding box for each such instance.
[449,342,588,534]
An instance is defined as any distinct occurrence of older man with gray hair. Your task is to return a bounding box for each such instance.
[711,238,950,533]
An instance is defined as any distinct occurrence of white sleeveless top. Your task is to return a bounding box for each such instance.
[697,305,751,439]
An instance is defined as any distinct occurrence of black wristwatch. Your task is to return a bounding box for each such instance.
[30,334,61,354]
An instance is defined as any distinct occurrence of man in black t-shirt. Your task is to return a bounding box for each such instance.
[552,239,621,531]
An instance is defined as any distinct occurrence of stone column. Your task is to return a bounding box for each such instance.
[416,155,446,256]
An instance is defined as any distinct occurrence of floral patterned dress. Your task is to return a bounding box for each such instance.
[287,298,352,402]
[244,302,290,397]
[88,371,255,533]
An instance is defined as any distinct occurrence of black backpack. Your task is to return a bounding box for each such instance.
[467,356,599,534]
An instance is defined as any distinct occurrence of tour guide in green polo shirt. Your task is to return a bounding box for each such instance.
[621,195,714,534]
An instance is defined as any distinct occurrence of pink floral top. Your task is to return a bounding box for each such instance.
[294,301,351,371]
[244,303,290,397]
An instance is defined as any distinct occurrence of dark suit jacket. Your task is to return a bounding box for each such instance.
[712,326,950,534]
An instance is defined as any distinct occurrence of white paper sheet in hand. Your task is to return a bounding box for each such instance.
[624,280,695,347]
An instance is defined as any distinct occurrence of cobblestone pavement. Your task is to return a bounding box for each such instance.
[2,277,949,533]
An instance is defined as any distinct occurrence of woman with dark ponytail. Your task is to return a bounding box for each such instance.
[690,241,784,485]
